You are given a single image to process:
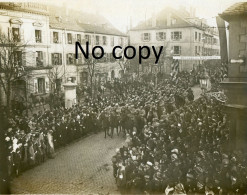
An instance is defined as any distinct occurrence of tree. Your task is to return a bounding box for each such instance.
[85,57,98,97]
[0,31,31,116]
[47,65,66,96]
[117,57,130,79]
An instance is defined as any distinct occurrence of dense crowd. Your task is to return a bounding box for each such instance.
[4,71,194,179]
[112,97,247,194]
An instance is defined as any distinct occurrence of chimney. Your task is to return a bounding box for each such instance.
[190,6,195,17]
[63,2,69,16]
[130,16,133,29]
[152,13,156,27]
[167,13,171,26]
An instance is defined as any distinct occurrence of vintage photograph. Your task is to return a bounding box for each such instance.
[0,0,246,194]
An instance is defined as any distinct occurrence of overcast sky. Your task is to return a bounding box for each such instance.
[23,0,247,31]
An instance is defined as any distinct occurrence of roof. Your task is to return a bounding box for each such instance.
[220,2,247,21]
[130,7,204,31]
[0,2,48,15]
[48,5,126,36]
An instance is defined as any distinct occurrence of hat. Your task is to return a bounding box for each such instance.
[147,161,153,166]
[171,149,179,154]
[186,173,194,179]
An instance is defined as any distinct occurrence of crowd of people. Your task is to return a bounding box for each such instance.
[5,65,246,195]
[112,97,247,194]
[4,71,194,179]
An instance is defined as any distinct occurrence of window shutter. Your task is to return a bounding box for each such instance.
[41,30,44,43]
[21,50,25,66]
[43,52,46,66]
[45,77,49,93]
[72,34,76,44]
[31,51,36,66]
[79,53,82,64]
[20,28,24,42]
[73,54,76,64]
[51,53,54,65]
[50,31,53,43]
[33,78,38,93]
[59,32,62,44]
[59,53,62,65]
[66,54,68,65]
[8,27,12,40]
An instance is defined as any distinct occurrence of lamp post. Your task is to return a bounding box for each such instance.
[199,68,209,94]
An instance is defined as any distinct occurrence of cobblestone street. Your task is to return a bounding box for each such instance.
[11,132,125,194]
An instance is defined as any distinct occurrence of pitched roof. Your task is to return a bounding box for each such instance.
[220,2,247,21]
[130,6,203,31]
[48,5,126,36]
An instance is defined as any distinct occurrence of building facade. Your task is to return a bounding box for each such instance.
[129,7,220,73]
[0,2,127,106]
[219,2,247,151]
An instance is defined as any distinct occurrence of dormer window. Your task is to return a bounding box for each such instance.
[171,18,177,25]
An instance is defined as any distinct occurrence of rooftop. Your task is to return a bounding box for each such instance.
[0,2,48,15]
[48,5,126,36]
[220,2,247,21]
[130,6,218,35]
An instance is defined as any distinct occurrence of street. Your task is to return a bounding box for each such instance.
[11,132,125,194]
[10,86,202,194]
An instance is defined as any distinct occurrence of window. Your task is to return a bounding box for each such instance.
[67,53,75,65]
[95,35,100,45]
[171,31,182,40]
[173,46,181,55]
[36,51,43,66]
[67,33,72,44]
[85,34,91,44]
[213,38,218,45]
[35,30,42,43]
[37,78,45,94]
[51,53,62,65]
[156,32,166,41]
[103,36,107,45]
[142,33,150,41]
[195,46,197,55]
[198,46,201,53]
[53,32,59,43]
[13,51,22,66]
[12,27,20,42]
[195,32,198,41]
[77,34,81,42]
[199,33,201,42]
[111,36,114,46]
[171,18,177,25]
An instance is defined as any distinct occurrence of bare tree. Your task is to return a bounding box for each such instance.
[85,57,98,97]
[47,65,66,95]
[0,31,31,115]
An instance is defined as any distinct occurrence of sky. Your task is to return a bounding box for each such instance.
[58,0,246,32]
[4,0,247,32]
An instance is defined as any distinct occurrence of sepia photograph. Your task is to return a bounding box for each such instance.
[0,0,246,194]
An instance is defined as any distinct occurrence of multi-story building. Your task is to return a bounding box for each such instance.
[0,3,127,106]
[219,2,247,151]
[129,6,220,73]
[0,3,51,105]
